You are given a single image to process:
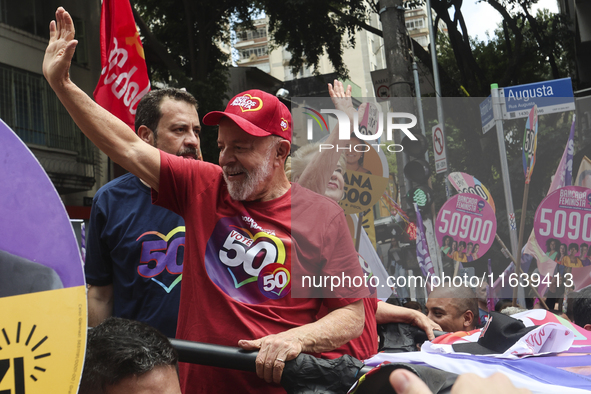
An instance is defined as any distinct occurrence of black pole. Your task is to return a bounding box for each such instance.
[169,339,258,373]
[170,328,446,374]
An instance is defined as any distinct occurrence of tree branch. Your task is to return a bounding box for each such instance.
[131,5,184,75]
[327,5,383,37]
[520,5,560,79]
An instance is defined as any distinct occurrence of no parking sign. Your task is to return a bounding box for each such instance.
[432,124,447,174]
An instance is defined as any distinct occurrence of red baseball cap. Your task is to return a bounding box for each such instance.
[203,89,292,142]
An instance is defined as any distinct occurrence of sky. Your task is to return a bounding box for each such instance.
[460,0,560,42]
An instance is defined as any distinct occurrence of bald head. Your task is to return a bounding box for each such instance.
[426,285,478,332]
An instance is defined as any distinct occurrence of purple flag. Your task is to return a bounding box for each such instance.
[413,203,435,279]
[81,221,86,263]
[565,114,576,187]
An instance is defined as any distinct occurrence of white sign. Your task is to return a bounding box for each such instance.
[370,69,389,99]
[432,124,447,174]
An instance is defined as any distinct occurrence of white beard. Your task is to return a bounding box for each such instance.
[223,151,274,201]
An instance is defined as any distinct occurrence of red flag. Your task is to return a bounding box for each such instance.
[93,0,150,130]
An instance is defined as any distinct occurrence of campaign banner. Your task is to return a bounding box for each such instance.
[522,105,538,184]
[436,193,497,262]
[523,116,576,294]
[357,102,380,138]
[414,203,435,278]
[448,172,496,212]
[340,112,389,215]
[534,186,591,267]
[0,120,86,393]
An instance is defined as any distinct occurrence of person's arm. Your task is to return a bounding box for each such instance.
[87,284,114,327]
[42,7,161,191]
[238,299,364,384]
[375,301,441,340]
[297,80,364,194]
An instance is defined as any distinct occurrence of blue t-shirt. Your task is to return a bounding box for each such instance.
[85,173,185,337]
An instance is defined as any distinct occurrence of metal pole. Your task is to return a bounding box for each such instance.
[412,61,428,161]
[491,83,525,307]
[425,0,451,199]
[413,61,443,276]
[491,84,519,257]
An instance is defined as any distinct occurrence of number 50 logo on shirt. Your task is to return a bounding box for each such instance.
[205,216,290,304]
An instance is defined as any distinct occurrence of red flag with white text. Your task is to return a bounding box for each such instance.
[93,0,150,130]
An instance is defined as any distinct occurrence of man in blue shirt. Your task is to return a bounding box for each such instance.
[85,88,201,338]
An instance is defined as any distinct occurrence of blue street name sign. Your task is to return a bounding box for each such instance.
[500,77,575,119]
[480,95,494,134]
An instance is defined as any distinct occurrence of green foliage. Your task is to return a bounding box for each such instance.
[254,0,372,79]
[133,0,250,163]
[437,9,575,91]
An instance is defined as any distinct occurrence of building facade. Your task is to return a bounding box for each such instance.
[0,0,104,219]
[233,6,444,98]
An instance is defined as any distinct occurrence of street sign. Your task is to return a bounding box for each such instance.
[370,69,390,99]
[500,77,575,119]
[479,95,494,134]
[432,124,447,174]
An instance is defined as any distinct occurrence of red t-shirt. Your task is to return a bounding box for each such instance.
[319,253,380,361]
[153,152,367,393]
[320,297,379,361]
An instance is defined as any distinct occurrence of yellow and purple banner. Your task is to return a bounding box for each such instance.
[0,120,86,393]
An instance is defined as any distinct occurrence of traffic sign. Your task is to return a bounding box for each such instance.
[432,124,447,174]
[500,77,575,119]
[376,85,389,99]
[370,69,390,100]
[480,95,494,134]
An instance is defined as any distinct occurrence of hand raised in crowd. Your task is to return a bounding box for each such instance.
[328,79,354,115]
[390,369,532,394]
[238,332,303,384]
[328,79,367,123]
[42,7,78,89]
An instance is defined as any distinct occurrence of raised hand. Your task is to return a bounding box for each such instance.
[328,79,355,117]
[42,7,78,88]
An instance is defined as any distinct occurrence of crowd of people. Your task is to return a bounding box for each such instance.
[40,6,590,394]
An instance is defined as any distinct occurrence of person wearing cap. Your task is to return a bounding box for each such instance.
[85,88,200,338]
[43,8,366,394]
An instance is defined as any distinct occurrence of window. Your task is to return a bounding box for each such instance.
[72,17,88,65]
[405,18,425,30]
[0,0,54,38]
[238,26,267,41]
[0,63,94,163]
[239,46,268,60]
